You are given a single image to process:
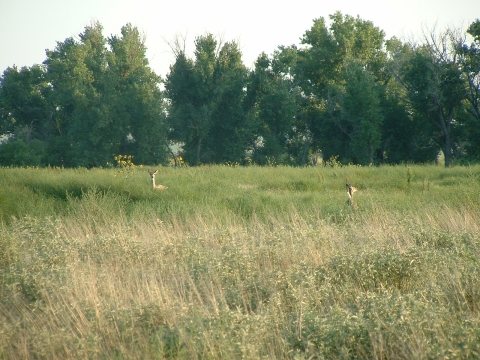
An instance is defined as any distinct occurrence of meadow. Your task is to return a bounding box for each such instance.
[0,163,479,359]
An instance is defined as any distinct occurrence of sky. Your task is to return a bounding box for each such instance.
[0,0,478,79]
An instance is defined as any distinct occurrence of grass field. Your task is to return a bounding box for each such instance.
[0,164,479,359]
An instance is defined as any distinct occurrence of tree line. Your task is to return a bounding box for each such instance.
[1,13,479,167]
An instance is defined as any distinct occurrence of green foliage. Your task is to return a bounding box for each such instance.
[0,22,168,168]
[456,19,480,160]
[107,24,168,165]
[341,60,384,164]
[246,53,299,165]
[291,12,388,165]
[0,139,45,166]
[401,39,466,167]
[379,71,440,163]
[2,18,480,167]
[0,64,51,138]
[324,249,420,291]
[165,34,250,165]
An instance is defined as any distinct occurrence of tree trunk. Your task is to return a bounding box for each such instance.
[438,109,453,167]
[369,142,374,164]
[443,131,452,167]
[301,137,311,167]
[196,138,201,166]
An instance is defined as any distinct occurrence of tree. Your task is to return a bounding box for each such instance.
[165,34,249,165]
[401,28,466,167]
[244,52,298,165]
[207,41,250,163]
[342,61,383,164]
[45,21,112,166]
[0,64,52,139]
[290,12,387,164]
[107,24,168,164]
[381,37,439,164]
[44,21,168,167]
[0,65,53,166]
[379,79,439,163]
[165,35,215,165]
[456,20,480,159]
[270,46,316,166]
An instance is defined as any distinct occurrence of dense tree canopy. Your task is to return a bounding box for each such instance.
[165,34,251,165]
[1,15,479,167]
[457,20,480,158]
[1,21,167,167]
[282,13,388,164]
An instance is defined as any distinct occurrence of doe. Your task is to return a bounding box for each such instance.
[346,183,358,208]
[148,170,168,190]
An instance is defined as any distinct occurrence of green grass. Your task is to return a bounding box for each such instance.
[0,164,480,359]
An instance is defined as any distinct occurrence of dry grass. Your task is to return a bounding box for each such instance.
[0,164,480,358]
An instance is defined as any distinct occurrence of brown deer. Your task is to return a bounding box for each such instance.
[346,183,358,208]
[148,170,168,190]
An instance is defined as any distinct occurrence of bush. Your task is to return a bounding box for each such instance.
[0,139,45,166]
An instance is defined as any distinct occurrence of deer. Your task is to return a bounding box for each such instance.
[148,170,168,190]
[346,183,358,209]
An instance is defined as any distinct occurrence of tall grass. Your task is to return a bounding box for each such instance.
[0,164,479,359]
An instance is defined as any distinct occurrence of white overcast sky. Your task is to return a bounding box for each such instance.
[0,0,478,79]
